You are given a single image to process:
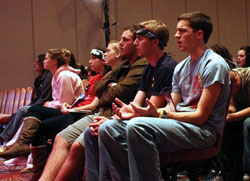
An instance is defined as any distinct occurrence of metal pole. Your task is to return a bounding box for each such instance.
[102,0,110,47]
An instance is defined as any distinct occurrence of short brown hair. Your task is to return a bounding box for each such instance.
[137,20,169,50]
[123,25,138,40]
[178,11,212,44]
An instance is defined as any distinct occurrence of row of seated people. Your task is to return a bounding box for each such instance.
[0,49,90,171]
[0,11,250,181]
[0,54,53,172]
[0,41,127,179]
[0,50,91,148]
[213,44,250,69]
[0,45,112,168]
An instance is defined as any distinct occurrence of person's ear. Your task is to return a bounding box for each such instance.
[116,53,121,58]
[196,30,203,40]
[52,59,57,65]
[152,38,160,47]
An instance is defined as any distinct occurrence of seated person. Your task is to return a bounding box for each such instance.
[237,46,250,67]
[207,67,250,180]
[39,26,148,181]
[210,44,238,69]
[0,54,53,144]
[61,48,109,114]
[84,12,230,181]
[224,67,250,180]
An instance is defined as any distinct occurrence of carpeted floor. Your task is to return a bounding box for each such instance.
[0,157,32,181]
[0,157,194,181]
[0,157,214,181]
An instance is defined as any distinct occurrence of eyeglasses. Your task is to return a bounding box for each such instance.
[136,29,166,47]
[90,49,104,60]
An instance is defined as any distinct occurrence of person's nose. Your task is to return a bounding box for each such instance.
[119,40,123,47]
[133,39,138,46]
[175,31,180,39]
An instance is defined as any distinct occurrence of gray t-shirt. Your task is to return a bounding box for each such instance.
[172,49,230,135]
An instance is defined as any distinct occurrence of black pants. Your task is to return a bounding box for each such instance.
[26,105,83,146]
[219,121,244,180]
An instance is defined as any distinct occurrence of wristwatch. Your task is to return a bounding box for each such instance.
[162,110,167,119]
[159,110,167,119]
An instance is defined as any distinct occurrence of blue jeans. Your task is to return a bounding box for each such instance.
[244,117,250,173]
[84,127,109,181]
[86,117,217,181]
[0,105,30,141]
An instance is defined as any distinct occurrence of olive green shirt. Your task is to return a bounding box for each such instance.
[94,57,147,118]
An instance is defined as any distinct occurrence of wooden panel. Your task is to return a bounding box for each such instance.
[247,0,250,45]
[5,89,16,114]
[0,0,34,89]
[0,0,250,89]
[75,0,106,66]
[25,87,34,106]
[218,0,248,59]
[108,0,119,41]
[13,88,21,113]
[153,0,186,62]
[19,88,27,108]
[116,0,152,40]
[186,0,218,48]
[0,90,3,111]
[33,0,78,62]
[1,90,8,113]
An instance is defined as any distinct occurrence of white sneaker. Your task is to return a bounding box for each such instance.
[3,157,26,166]
[243,174,250,181]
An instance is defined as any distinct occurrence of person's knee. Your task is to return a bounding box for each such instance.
[19,106,29,113]
[244,117,250,125]
[99,120,116,139]
[70,142,84,155]
[84,127,91,141]
[126,117,144,134]
[54,135,70,150]
[84,127,100,153]
[244,118,250,127]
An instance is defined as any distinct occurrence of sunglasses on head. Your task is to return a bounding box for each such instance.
[90,49,104,60]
